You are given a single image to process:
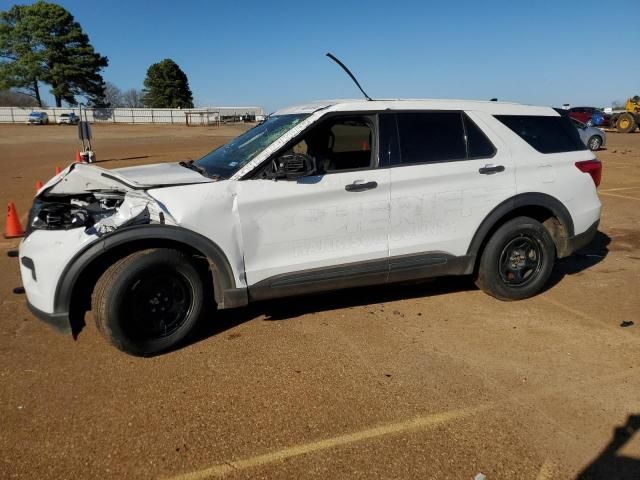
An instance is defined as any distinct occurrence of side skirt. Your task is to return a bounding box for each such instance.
[248,253,475,302]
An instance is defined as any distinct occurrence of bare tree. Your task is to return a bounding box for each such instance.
[0,89,43,107]
[121,88,144,108]
[103,81,123,107]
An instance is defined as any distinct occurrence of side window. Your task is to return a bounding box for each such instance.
[495,115,586,153]
[394,112,466,165]
[330,123,370,153]
[463,114,496,159]
[302,117,373,173]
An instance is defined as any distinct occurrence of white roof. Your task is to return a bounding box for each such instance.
[274,98,557,116]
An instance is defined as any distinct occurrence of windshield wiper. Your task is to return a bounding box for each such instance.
[179,160,222,180]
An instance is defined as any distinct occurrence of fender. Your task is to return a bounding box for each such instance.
[466,192,575,259]
[53,224,245,317]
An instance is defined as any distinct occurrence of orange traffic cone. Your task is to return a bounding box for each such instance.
[4,202,24,239]
[75,150,82,163]
[55,166,61,175]
[35,180,43,192]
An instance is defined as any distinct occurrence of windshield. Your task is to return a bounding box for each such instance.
[195,114,309,179]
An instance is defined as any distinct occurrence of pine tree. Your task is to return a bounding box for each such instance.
[142,59,194,108]
[0,1,108,107]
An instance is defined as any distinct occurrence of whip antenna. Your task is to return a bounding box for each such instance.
[326,53,372,101]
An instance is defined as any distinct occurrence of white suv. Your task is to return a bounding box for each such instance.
[18,99,602,355]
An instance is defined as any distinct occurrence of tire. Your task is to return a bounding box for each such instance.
[92,248,205,356]
[616,112,636,133]
[587,135,602,151]
[475,216,556,301]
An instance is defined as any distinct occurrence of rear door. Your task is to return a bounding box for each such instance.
[384,111,516,264]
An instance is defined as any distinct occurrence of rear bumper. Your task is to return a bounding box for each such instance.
[565,220,599,256]
[26,301,71,335]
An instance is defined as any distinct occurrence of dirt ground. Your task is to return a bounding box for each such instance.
[0,124,639,480]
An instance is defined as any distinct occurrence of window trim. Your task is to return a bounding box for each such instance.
[243,111,381,180]
[380,110,497,168]
[462,113,498,160]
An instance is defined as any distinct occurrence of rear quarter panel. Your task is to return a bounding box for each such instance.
[485,117,602,236]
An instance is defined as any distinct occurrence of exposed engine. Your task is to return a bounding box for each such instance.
[27,190,171,237]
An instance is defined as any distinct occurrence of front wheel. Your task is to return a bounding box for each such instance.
[92,248,205,356]
[475,217,556,301]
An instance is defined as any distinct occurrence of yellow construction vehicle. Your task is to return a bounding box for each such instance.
[610,96,640,133]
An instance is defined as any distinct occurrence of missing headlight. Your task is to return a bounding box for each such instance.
[27,193,124,234]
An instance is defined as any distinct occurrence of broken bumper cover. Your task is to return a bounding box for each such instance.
[26,301,71,334]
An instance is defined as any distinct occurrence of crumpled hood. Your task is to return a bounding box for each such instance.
[112,162,214,187]
[41,162,214,196]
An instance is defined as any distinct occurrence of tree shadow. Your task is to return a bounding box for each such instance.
[576,414,640,480]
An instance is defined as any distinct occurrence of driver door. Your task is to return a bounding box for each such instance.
[236,115,391,295]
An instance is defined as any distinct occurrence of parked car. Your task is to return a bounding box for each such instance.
[572,118,606,151]
[19,99,602,356]
[27,112,49,125]
[568,107,610,127]
[56,113,80,125]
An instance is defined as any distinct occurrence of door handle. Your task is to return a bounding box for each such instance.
[345,181,378,192]
[478,164,505,175]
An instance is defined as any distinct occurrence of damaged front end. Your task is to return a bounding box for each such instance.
[27,163,184,238]
[27,190,171,237]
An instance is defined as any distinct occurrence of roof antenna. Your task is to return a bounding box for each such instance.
[326,53,372,101]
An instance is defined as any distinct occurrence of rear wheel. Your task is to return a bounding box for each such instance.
[92,248,205,356]
[475,217,556,301]
[587,135,602,151]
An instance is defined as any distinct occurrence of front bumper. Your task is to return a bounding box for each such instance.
[19,229,98,335]
[27,301,71,334]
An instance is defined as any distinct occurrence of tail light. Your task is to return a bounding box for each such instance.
[575,160,602,187]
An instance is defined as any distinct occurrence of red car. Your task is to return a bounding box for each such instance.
[568,107,610,127]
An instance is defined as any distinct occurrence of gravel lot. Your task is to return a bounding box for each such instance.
[1,124,639,479]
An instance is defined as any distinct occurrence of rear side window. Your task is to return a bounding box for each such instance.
[495,115,586,153]
[395,112,467,164]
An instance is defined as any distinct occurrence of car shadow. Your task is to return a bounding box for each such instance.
[185,275,476,349]
[183,231,610,351]
[575,414,640,479]
[544,231,610,291]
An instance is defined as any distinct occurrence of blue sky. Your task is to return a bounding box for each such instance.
[4,0,639,111]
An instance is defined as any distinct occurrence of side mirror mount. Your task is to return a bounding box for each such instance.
[271,153,316,180]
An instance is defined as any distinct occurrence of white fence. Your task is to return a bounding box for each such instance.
[0,106,265,125]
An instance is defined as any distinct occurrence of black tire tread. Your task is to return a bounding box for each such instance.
[92,249,157,350]
[475,216,555,301]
